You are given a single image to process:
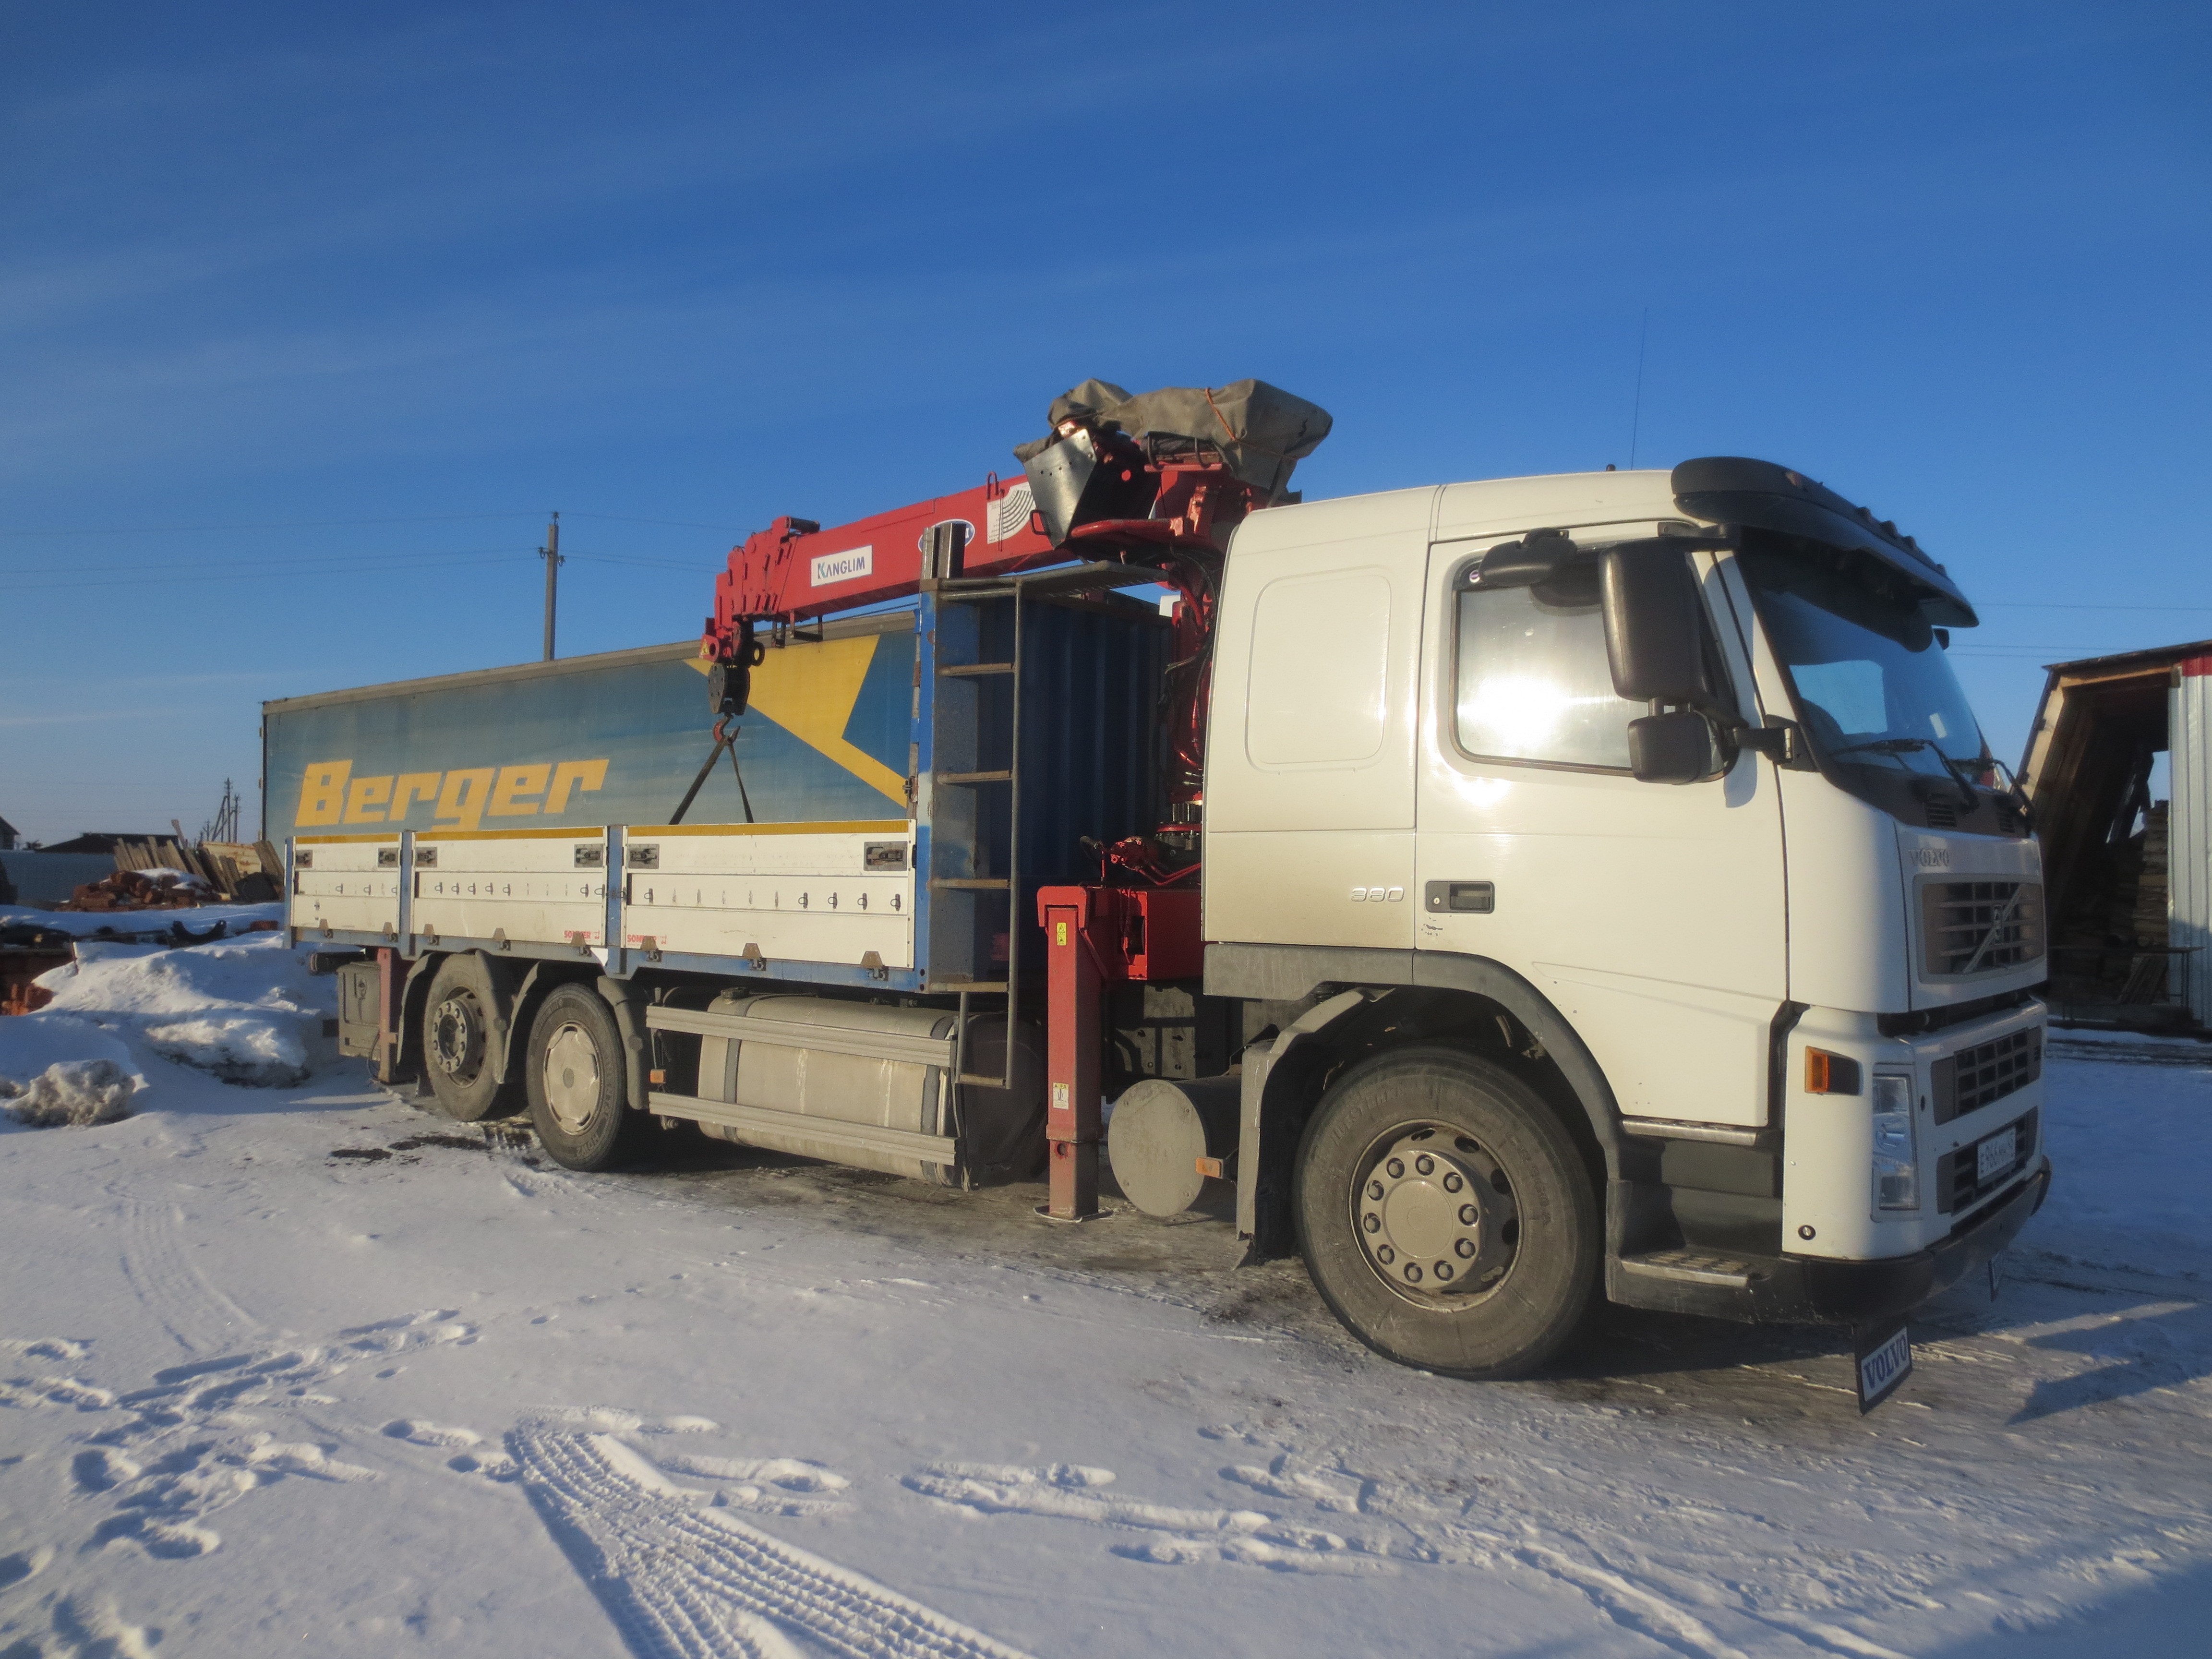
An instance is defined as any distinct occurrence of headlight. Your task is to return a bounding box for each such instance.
[1872,1071,1920,1211]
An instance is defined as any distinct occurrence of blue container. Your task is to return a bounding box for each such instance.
[265,593,1169,989]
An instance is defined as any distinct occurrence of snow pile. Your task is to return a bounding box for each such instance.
[0,1012,144,1127]
[0,1058,136,1127]
[7,930,335,1091]
[0,899,283,942]
[2041,1032,2212,1275]
[130,866,219,904]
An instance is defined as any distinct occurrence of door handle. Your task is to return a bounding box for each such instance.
[1425,880,1495,914]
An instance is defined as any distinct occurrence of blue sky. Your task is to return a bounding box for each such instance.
[2,1,2205,843]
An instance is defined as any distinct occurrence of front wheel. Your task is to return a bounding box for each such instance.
[1294,1046,1598,1379]
[525,984,641,1171]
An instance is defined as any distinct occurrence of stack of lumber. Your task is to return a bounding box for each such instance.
[108,837,282,904]
[2131,804,2170,946]
[58,869,209,912]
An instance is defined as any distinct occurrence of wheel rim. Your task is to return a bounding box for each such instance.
[428,990,486,1083]
[541,1021,602,1135]
[1352,1124,1521,1305]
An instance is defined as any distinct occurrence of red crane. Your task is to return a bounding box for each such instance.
[699,381,1329,841]
[699,382,1331,1220]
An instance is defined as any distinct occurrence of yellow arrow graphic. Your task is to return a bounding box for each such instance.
[728,635,908,805]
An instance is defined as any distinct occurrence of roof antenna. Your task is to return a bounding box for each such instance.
[1627,307,1649,471]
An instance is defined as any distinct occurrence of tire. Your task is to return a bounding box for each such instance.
[421,956,524,1122]
[1294,1045,1598,1379]
[524,984,641,1171]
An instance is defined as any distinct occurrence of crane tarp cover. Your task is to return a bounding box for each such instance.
[1014,378,1333,499]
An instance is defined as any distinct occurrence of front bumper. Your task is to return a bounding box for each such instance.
[1608,1160,2051,1326]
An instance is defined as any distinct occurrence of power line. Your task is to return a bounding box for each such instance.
[0,544,532,577]
[567,552,714,572]
[9,554,536,592]
[1979,602,2212,613]
[1959,643,2172,650]
[0,509,755,538]
[567,512,751,533]
[0,511,542,537]
[5,547,712,592]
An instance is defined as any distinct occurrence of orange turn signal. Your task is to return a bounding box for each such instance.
[1804,1049,1863,1096]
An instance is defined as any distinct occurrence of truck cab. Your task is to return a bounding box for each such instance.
[1204,457,2048,1374]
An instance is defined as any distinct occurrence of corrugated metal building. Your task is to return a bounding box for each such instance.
[2021,640,2212,1027]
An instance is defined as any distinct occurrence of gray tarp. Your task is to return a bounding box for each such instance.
[1014,378,1332,499]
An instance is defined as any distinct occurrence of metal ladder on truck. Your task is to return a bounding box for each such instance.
[921,524,1030,1189]
[923,525,1165,1214]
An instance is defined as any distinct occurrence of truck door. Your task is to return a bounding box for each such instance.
[1414,534,1788,1129]
[1205,492,1433,951]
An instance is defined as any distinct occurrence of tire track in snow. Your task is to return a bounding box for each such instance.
[1511,1543,1752,1659]
[904,1462,1390,1575]
[510,1428,1035,1659]
[117,1198,259,1353]
[1202,1442,1945,1657]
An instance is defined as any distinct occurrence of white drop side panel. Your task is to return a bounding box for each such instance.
[622,824,916,968]
[412,830,610,945]
[291,836,402,936]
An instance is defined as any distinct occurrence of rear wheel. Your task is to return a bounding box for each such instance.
[1295,1046,1598,1379]
[525,984,640,1171]
[422,957,523,1122]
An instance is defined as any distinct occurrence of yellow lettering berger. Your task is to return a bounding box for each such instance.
[296,758,611,828]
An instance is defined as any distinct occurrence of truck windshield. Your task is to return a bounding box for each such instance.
[1737,542,1989,787]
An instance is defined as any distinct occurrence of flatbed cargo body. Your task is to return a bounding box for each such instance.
[270,595,1167,992]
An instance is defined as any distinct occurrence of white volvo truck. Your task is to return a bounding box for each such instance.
[289,413,2048,1383]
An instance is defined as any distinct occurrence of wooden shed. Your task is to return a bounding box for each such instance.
[2021,641,2212,1026]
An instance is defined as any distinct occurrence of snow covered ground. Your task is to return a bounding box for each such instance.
[2,931,2209,1659]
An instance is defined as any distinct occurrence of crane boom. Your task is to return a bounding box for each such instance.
[697,379,1333,829]
[701,474,1057,649]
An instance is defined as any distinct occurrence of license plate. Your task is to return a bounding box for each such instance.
[1976,1124,2019,1185]
[1854,1320,1913,1413]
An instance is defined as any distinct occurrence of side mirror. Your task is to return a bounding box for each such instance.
[1629,710,1728,784]
[1601,543,1716,706]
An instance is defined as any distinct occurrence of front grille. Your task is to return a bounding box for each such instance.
[1922,880,2044,977]
[1937,1108,2038,1214]
[1925,797,1958,829]
[1930,1027,2041,1124]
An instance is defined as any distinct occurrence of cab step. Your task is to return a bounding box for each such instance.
[1617,1250,1763,1289]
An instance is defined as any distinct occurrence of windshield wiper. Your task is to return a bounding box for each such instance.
[1983,755,2036,831]
[1833,738,1936,757]
[1831,736,1981,809]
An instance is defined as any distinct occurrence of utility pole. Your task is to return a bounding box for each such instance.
[541,511,563,661]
